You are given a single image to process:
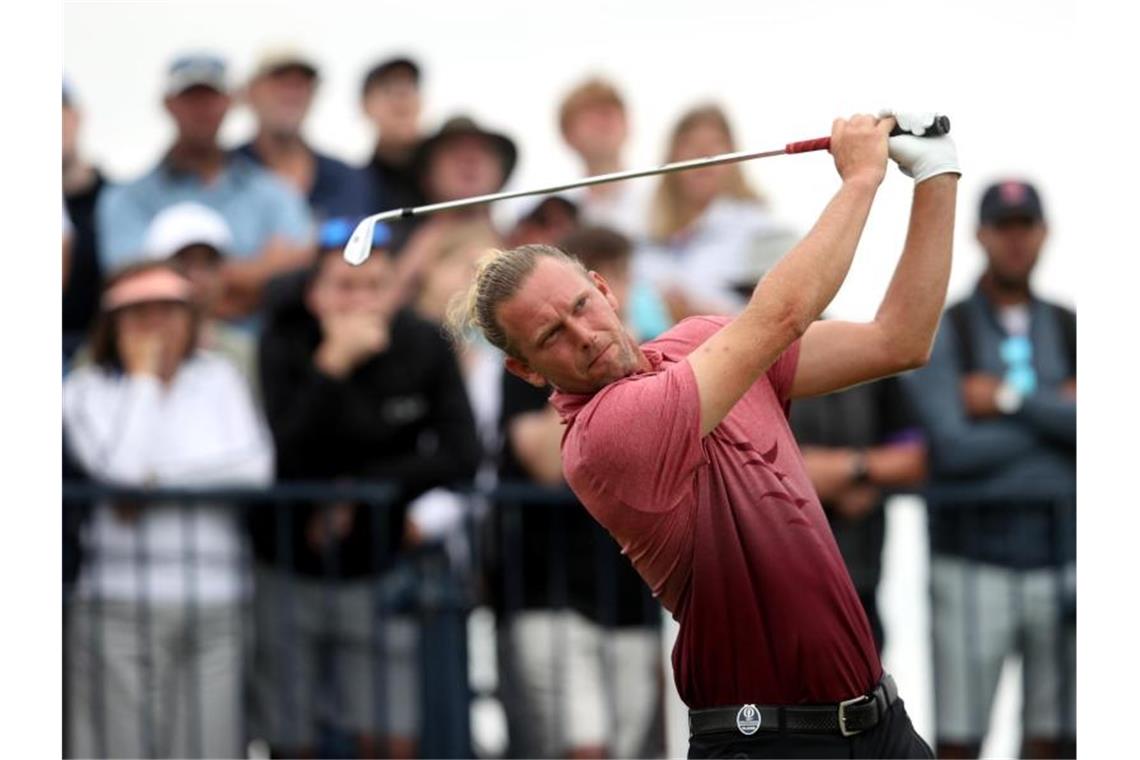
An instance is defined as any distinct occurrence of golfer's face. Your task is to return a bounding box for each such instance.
[499,257,638,394]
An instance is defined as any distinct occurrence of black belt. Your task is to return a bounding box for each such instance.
[688,673,899,738]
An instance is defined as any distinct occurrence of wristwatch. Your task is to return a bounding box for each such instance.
[994,382,1024,414]
[851,450,871,485]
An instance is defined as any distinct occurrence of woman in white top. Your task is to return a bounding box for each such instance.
[63,262,273,759]
[637,104,796,320]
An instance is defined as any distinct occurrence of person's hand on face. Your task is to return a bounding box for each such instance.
[322,308,391,363]
[310,255,396,378]
[315,304,391,379]
[118,318,166,378]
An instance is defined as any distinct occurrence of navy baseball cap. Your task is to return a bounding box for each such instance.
[165,53,229,96]
[979,180,1045,225]
[317,217,392,251]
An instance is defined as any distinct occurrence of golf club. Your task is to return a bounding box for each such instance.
[344,116,950,265]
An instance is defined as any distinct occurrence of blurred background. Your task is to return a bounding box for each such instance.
[59,1,1078,758]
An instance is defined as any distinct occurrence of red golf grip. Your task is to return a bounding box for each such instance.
[785,137,831,154]
[785,115,951,155]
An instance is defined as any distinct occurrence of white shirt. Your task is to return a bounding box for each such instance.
[64,351,274,603]
[633,197,797,314]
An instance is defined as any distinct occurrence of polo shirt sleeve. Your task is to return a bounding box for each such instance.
[767,338,801,408]
[562,360,705,514]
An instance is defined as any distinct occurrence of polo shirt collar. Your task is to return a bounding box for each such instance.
[549,346,663,424]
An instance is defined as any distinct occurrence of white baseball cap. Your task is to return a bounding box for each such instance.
[143,202,234,261]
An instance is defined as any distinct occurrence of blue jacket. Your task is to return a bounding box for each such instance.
[235,142,373,223]
[899,284,1075,567]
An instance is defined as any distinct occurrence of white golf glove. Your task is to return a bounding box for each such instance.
[879,109,961,184]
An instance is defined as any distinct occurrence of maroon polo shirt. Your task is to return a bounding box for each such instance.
[551,316,881,709]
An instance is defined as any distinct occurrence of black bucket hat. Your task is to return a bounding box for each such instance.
[413,115,518,193]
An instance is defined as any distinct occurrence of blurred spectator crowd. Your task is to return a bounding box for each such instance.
[62,48,1075,760]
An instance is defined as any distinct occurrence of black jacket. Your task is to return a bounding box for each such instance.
[251,269,480,577]
[63,170,106,353]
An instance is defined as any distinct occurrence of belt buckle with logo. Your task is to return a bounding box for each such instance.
[736,704,761,735]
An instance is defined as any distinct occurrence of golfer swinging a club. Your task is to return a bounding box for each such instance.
[449,111,958,759]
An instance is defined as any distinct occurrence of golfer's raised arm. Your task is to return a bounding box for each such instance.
[789,115,961,399]
[686,114,892,437]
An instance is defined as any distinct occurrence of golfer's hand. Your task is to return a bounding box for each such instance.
[830,114,892,188]
[879,109,961,184]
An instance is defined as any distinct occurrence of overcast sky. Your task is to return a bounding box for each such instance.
[64,0,1092,320]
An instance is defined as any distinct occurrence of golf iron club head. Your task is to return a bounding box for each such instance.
[343,216,379,266]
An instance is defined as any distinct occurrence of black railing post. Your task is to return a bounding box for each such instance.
[132,504,157,759]
[235,499,251,757]
[549,495,569,755]
[181,500,202,758]
[595,520,619,755]
[1052,495,1075,748]
[274,492,299,750]
[88,543,107,759]
[370,497,390,754]
[418,541,473,759]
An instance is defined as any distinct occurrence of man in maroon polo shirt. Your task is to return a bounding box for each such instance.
[449,112,959,758]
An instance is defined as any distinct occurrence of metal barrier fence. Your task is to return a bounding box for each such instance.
[61,480,1074,759]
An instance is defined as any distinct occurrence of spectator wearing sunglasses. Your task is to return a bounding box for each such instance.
[900,180,1075,760]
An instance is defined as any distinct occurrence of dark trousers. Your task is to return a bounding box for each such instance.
[688,698,933,759]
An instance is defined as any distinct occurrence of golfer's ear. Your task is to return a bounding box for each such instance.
[589,270,619,311]
[505,356,547,388]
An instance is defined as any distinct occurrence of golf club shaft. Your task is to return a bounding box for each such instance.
[344,115,950,264]
[365,144,803,224]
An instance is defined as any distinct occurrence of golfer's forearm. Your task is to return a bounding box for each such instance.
[873,175,958,363]
[745,178,878,335]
